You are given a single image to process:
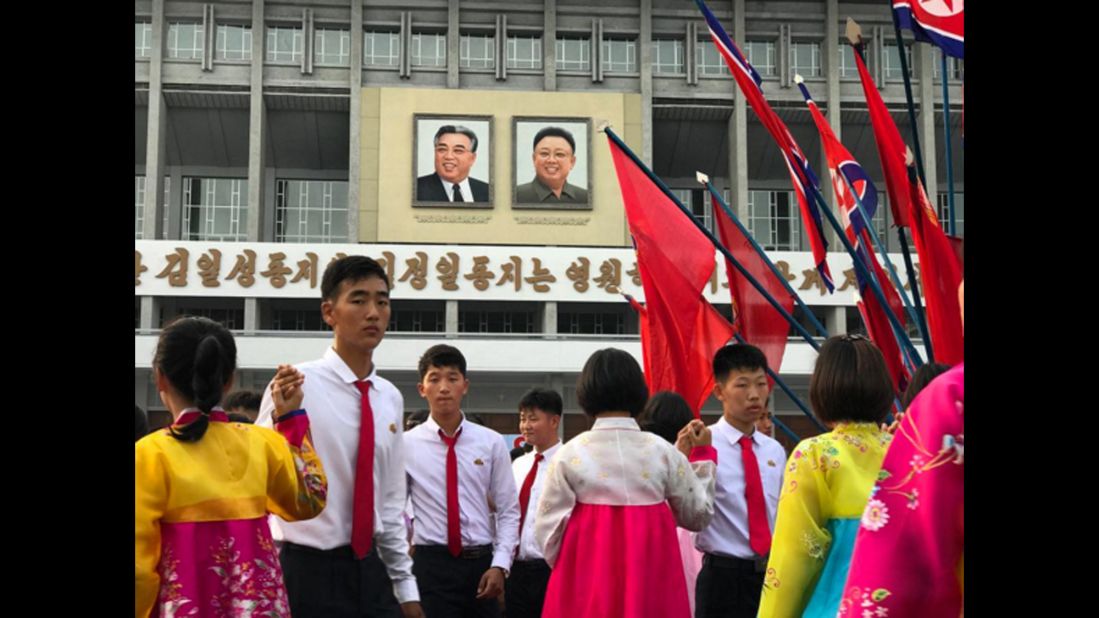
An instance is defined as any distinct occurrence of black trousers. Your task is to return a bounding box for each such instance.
[694,553,766,618]
[413,545,501,618]
[504,559,551,618]
[280,541,400,618]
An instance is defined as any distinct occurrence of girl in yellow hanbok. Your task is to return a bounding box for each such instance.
[757,335,894,618]
[135,317,327,617]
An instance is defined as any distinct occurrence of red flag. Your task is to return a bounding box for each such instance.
[851,41,912,228]
[906,165,964,365]
[711,200,793,385]
[609,135,736,416]
[858,229,910,394]
[623,294,654,394]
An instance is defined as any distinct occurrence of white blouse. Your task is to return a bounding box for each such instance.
[533,416,717,567]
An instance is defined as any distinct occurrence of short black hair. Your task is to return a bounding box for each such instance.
[321,255,390,302]
[809,335,895,425]
[418,344,468,380]
[434,125,479,152]
[518,388,563,416]
[639,391,694,445]
[901,362,951,409]
[576,348,649,418]
[532,126,576,154]
[227,412,254,424]
[223,389,262,413]
[135,404,149,442]
[713,343,769,383]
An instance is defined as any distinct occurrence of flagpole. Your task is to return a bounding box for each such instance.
[699,177,829,338]
[791,74,930,351]
[888,12,927,189]
[805,173,925,367]
[770,414,801,444]
[604,125,823,353]
[849,25,931,362]
[844,176,934,361]
[940,52,957,236]
[734,332,826,433]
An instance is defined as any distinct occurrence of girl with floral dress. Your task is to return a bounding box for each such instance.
[135,317,327,617]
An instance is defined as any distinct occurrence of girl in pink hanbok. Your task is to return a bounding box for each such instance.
[534,348,716,618]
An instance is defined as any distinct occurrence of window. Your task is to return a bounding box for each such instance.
[216,24,252,61]
[602,38,637,73]
[459,304,538,334]
[266,25,304,64]
[838,44,859,78]
[507,35,542,70]
[364,30,400,67]
[135,22,152,58]
[696,40,729,76]
[167,22,204,60]
[162,302,245,330]
[933,48,963,81]
[135,176,170,240]
[743,40,775,76]
[182,177,248,242]
[883,42,912,80]
[390,301,446,333]
[748,190,801,251]
[314,28,350,66]
[651,39,684,75]
[936,192,964,236]
[556,36,591,72]
[460,34,495,69]
[274,180,349,243]
[411,32,447,67]
[790,41,821,77]
[558,304,630,335]
[867,195,890,252]
[273,309,329,331]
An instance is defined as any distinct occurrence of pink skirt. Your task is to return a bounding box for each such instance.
[542,502,690,618]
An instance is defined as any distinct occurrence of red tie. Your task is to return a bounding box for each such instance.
[739,435,772,556]
[351,381,375,559]
[439,428,464,557]
[517,453,544,540]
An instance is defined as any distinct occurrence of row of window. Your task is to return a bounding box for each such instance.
[136,21,963,81]
[135,177,349,243]
[136,175,962,249]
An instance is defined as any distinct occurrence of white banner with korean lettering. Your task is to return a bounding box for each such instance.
[134,241,918,306]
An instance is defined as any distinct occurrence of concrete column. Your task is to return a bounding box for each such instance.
[142,0,168,240]
[247,0,266,241]
[446,300,459,337]
[542,301,558,338]
[140,296,158,330]
[822,0,841,247]
[244,298,260,332]
[825,306,845,335]
[639,0,653,166]
[543,0,556,91]
[729,0,748,221]
[916,43,937,198]
[447,0,459,88]
[348,0,364,242]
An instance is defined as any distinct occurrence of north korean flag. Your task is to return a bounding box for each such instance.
[893,0,964,59]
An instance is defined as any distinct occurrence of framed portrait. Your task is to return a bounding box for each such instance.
[413,114,494,208]
[512,117,592,210]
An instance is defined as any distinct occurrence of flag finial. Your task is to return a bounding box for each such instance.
[904,146,915,166]
[793,73,805,85]
[846,18,863,46]
[597,121,612,134]
[696,171,710,184]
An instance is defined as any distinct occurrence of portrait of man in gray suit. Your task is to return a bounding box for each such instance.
[514,126,588,205]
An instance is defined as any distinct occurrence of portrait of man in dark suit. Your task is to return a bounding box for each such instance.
[416,124,490,203]
[514,126,588,204]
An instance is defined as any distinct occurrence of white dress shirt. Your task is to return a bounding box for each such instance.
[404,412,520,570]
[534,417,716,568]
[511,441,562,561]
[441,177,474,202]
[257,347,419,603]
[694,417,786,560]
